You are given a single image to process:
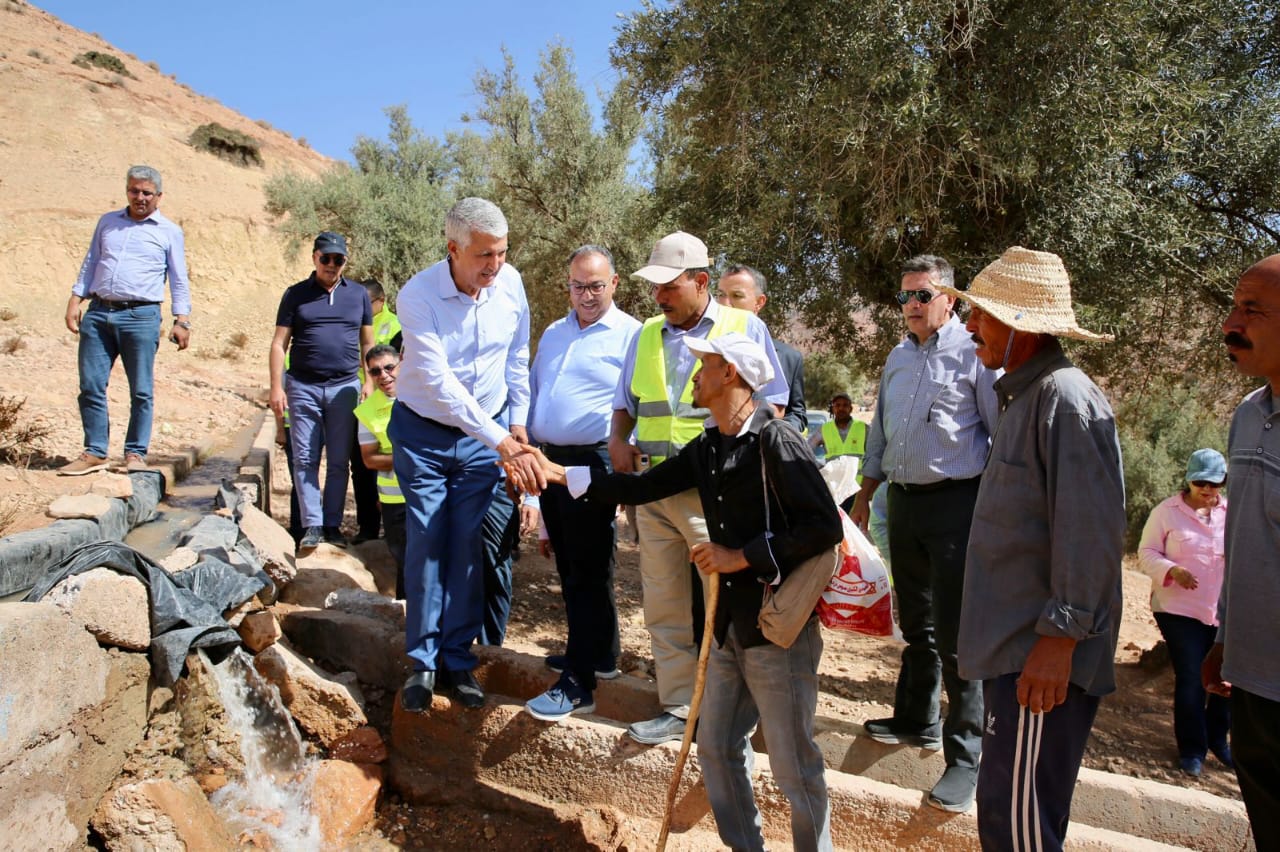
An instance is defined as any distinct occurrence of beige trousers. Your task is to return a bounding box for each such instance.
[636,487,710,718]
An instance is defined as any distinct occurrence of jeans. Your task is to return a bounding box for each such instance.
[1153,611,1230,761]
[886,479,984,769]
[697,618,832,852]
[540,443,620,690]
[478,476,518,646]
[285,375,361,528]
[77,302,160,458]
[389,402,500,673]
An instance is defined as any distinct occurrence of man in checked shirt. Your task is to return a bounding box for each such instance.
[848,254,999,813]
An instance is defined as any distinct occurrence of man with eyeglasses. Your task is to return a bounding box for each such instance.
[269,231,374,555]
[519,245,641,721]
[354,344,407,597]
[848,254,998,813]
[61,165,192,476]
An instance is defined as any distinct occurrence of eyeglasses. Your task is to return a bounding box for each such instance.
[1190,480,1223,489]
[319,254,347,267]
[368,364,398,377]
[127,188,157,198]
[568,281,608,296]
[895,289,938,305]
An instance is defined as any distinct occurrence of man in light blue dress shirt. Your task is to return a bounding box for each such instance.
[522,245,642,722]
[388,198,543,714]
[62,165,192,476]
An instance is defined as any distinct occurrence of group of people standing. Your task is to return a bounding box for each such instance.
[63,168,1280,852]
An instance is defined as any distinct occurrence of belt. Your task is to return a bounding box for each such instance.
[399,400,508,437]
[540,441,607,455]
[91,297,160,310]
[891,475,981,494]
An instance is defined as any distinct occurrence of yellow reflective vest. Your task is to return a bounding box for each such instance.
[821,419,867,459]
[631,306,752,465]
[373,306,401,346]
[352,390,403,504]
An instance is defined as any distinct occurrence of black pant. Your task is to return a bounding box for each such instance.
[1153,612,1229,760]
[886,478,983,769]
[478,476,518,646]
[383,502,407,599]
[1233,687,1280,850]
[350,430,381,537]
[540,444,620,690]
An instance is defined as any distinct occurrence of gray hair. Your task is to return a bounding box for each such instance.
[568,244,615,272]
[901,254,954,290]
[723,263,767,295]
[445,197,508,249]
[365,343,399,364]
[126,165,163,193]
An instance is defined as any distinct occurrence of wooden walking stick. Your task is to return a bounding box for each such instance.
[656,571,719,852]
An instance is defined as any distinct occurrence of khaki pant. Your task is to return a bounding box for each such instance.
[636,487,710,718]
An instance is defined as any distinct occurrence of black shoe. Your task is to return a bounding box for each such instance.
[323,526,349,547]
[928,765,977,812]
[401,671,435,713]
[864,717,942,750]
[351,529,379,545]
[545,653,621,681]
[297,526,324,556]
[448,669,485,709]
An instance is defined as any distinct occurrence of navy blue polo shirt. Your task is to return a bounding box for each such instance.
[276,275,372,385]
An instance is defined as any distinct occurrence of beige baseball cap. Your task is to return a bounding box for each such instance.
[631,231,710,284]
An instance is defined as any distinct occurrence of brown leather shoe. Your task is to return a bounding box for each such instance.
[58,452,109,476]
[123,453,148,473]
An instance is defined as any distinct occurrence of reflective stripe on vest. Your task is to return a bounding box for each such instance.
[821,419,866,458]
[373,307,401,346]
[630,306,753,465]
[352,390,404,504]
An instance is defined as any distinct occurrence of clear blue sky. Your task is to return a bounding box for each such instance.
[35,1,646,162]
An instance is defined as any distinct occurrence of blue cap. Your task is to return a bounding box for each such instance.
[313,231,348,255]
[1186,448,1226,484]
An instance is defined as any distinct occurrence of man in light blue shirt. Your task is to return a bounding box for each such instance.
[388,198,542,714]
[62,165,192,476]
[522,245,642,722]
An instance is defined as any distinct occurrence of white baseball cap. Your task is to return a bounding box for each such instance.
[631,231,711,284]
[685,332,775,391]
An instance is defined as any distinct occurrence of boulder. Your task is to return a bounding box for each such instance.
[158,546,199,574]
[310,760,382,848]
[222,596,263,628]
[47,493,113,520]
[279,547,379,607]
[174,653,245,779]
[46,567,151,651]
[237,502,297,588]
[92,776,234,851]
[253,642,366,746]
[329,726,388,764]
[323,587,405,627]
[89,472,134,499]
[279,607,410,690]
[237,610,281,653]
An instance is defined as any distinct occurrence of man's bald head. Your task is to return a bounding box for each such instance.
[1224,253,1280,391]
[1241,253,1280,287]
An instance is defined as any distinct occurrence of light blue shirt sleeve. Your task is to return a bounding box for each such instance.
[744,314,790,405]
[612,327,644,417]
[505,276,532,428]
[73,209,192,316]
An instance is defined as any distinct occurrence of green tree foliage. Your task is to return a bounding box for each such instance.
[804,352,872,413]
[614,0,1280,384]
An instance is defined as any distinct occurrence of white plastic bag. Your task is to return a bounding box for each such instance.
[817,512,903,641]
[819,455,861,505]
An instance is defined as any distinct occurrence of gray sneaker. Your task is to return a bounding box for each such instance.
[928,765,977,813]
[628,712,686,745]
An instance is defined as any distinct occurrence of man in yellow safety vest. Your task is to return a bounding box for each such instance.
[353,344,407,597]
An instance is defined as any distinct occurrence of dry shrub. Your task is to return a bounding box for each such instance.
[3,335,24,354]
[189,122,263,167]
[228,331,250,349]
[0,498,17,537]
[0,307,15,320]
[0,395,50,463]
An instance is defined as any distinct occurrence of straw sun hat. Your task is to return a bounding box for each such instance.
[937,246,1112,342]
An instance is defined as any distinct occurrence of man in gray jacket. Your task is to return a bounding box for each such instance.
[940,247,1123,852]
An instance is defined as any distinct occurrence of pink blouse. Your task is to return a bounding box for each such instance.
[1136,493,1227,626]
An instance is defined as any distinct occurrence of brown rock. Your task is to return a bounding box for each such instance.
[159,546,199,574]
[92,776,234,851]
[310,760,382,848]
[238,502,298,589]
[279,608,410,691]
[238,610,282,653]
[88,472,134,499]
[46,493,113,519]
[223,596,264,628]
[329,726,388,764]
[253,642,366,746]
[279,547,379,607]
[323,588,405,627]
[46,568,151,650]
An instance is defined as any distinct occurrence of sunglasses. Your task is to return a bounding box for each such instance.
[1190,480,1223,489]
[895,289,938,305]
[319,254,347,267]
[368,364,398,377]
[568,281,608,296]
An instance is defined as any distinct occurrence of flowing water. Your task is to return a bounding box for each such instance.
[201,648,323,849]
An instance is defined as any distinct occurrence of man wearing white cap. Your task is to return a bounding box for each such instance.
[609,231,792,745]
[938,246,1124,852]
[513,333,841,852]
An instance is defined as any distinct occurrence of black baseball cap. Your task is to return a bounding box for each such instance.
[313,231,348,255]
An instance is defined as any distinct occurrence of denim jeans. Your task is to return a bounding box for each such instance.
[285,374,361,528]
[697,618,832,852]
[1154,611,1230,761]
[77,302,160,458]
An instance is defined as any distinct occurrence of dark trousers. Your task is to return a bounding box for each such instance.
[977,673,1100,852]
[1153,612,1230,761]
[282,425,302,544]
[1232,687,1280,850]
[886,478,983,769]
[383,501,407,599]
[478,475,518,647]
[350,430,381,537]
[541,444,620,690]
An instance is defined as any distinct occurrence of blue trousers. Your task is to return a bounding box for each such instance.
[388,403,500,673]
[77,302,160,458]
[697,619,832,852]
[977,673,1100,852]
[285,375,360,528]
[1153,612,1229,761]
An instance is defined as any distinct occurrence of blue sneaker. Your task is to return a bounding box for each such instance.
[1179,756,1203,777]
[525,674,595,722]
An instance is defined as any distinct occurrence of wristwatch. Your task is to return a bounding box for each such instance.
[174,320,192,330]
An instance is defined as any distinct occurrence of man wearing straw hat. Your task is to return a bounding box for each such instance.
[939,247,1124,852]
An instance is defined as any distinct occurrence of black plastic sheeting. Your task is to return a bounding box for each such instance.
[24,483,273,685]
